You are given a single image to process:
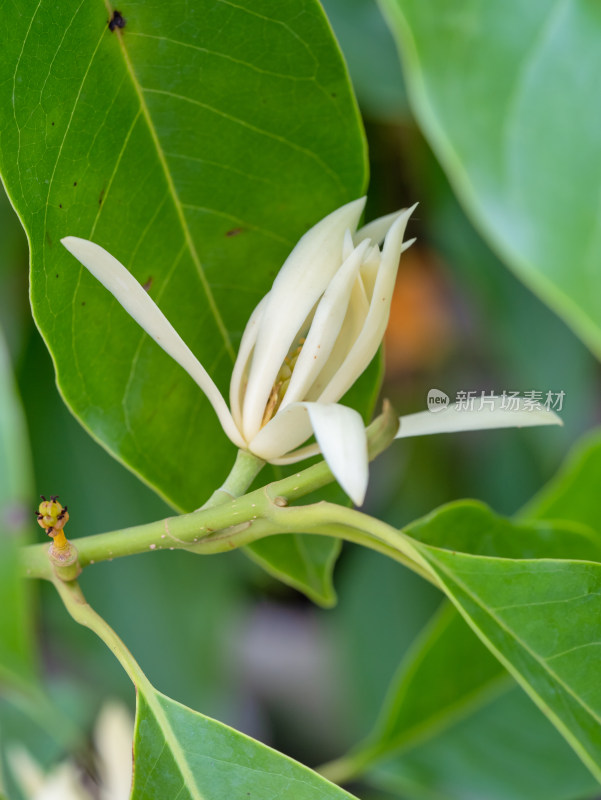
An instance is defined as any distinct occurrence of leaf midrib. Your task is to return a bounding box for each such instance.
[106,7,235,362]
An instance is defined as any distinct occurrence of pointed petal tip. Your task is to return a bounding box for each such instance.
[60,234,86,252]
[304,403,369,507]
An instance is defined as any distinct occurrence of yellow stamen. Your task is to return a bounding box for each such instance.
[261,340,304,427]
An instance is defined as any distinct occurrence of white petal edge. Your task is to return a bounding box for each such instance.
[395,399,562,439]
[61,237,245,449]
[248,402,314,461]
[229,291,270,432]
[354,209,404,245]
[248,401,369,505]
[268,442,322,464]
[319,204,416,403]
[305,402,368,506]
[282,239,371,408]
[241,197,366,441]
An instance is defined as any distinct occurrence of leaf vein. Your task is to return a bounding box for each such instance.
[141,87,344,192]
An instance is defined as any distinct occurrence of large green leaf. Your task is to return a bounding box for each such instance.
[412,545,601,784]
[407,499,601,562]
[0,326,36,691]
[360,604,597,799]
[329,500,601,792]
[0,0,368,597]
[372,685,598,800]
[133,684,358,800]
[521,429,601,531]
[57,578,358,800]
[381,0,601,358]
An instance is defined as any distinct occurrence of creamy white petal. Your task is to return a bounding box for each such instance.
[282,240,370,407]
[241,198,366,440]
[249,403,314,460]
[357,244,382,300]
[395,399,562,439]
[229,292,270,432]
[318,205,415,403]
[250,401,368,505]
[61,237,245,449]
[304,402,369,506]
[268,442,322,464]
[342,228,355,261]
[305,275,370,401]
[354,209,404,245]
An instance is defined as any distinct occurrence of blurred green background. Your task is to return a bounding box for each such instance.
[1,1,599,799]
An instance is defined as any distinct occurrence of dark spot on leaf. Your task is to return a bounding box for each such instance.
[142,277,153,292]
[99,188,105,205]
[46,231,53,246]
[73,181,77,187]
[51,121,55,126]
[108,10,126,31]
[226,228,243,237]
[59,203,62,208]
[331,92,337,97]
[81,301,86,306]
[55,274,59,278]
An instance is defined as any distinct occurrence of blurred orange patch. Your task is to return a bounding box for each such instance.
[384,246,456,377]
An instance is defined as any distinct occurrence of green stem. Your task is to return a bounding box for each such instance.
[21,403,411,580]
[199,449,265,509]
[52,578,149,689]
[316,746,384,785]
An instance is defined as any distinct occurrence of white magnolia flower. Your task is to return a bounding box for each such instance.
[8,701,133,800]
[61,198,560,506]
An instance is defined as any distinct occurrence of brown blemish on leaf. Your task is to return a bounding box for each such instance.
[226,228,243,237]
[142,277,153,292]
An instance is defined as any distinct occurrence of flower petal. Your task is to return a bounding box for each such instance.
[318,204,416,403]
[61,236,245,449]
[241,197,366,441]
[354,209,404,245]
[229,291,270,431]
[304,402,369,506]
[250,402,368,504]
[395,398,562,439]
[268,442,322,464]
[282,239,371,407]
[248,402,314,461]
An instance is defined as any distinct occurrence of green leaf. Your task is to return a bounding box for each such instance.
[0,326,37,691]
[56,579,358,800]
[413,546,601,785]
[0,0,368,595]
[372,685,599,800]
[407,499,601,562]
[381,0,601,358]
[358,604,596,799]
[521,429,601,532]
[333,501,601,784]
[132,684,358,800]
[367,603,505,761]
[246,534,341,607]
